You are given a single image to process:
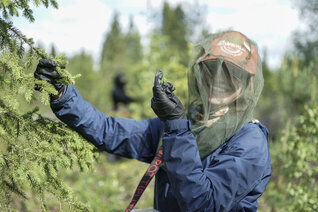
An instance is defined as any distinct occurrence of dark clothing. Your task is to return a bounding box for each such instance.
[51,85,271,212]
[112,87,133,109]
[112,73,133,110]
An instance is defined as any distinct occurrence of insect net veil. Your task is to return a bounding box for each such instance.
[187,31,264,158]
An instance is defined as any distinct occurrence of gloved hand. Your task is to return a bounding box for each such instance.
[151,70,186,121]
[34,58,64,95]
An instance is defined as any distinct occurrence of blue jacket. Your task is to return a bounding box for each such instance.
[50,85,271,212]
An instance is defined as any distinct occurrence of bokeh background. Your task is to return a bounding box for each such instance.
[2,0,318,211]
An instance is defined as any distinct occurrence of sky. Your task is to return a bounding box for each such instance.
[13,0,301,69]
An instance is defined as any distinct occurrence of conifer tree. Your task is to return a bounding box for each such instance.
[50,43,57,58]
[293,0,318,65]
[100,12,125,73]
[125,17,142,64]
[67,50,104,111]
[161,2,189,64]
[0,1,96,210]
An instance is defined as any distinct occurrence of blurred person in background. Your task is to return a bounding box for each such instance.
[34,30,271,212]
[110,72,134,162]
[111,72,134,111]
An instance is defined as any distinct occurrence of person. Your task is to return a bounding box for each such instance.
[34,31,271,212]
[111,72,134,111]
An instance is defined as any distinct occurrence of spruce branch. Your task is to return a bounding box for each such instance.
[0,0,59,22]
[0,17,77,87]
[3,178,27,199]
[0,1,98,210]
[1,119,43,158]
[0,17,46,58]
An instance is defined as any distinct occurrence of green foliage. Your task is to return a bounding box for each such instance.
[255,51,284,139]
[100,12,126,71]
[64,158,155,212]
[66,50,110,113]
[98,13,144,115]
[292,0,318,65]
[0,2,97,211]
[279,53,318,109]
[125,34,189,120]
[97,2,191,119]
[2,1,318,211]
[284,104,318,211]
[67,51,94,97]
[49,43,57,58]
[260,51,318,211]
[0,0,58,22]
[0,104,96,210]
[125,17,143,63]
[161,2,189,65]
[264,104,318,212]
[257,52,318,141]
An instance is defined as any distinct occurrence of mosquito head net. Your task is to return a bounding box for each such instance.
[188,31,264,158]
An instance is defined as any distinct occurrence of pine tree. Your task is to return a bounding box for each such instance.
[0,1,96,210]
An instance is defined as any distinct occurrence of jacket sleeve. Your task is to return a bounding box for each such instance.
[162,119,270,211]
[50,85,164,163]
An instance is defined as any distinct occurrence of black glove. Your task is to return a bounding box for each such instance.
[151,70,186,121]
[34,58,64,94]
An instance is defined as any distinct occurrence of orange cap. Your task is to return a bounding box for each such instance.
[200,31,258,74]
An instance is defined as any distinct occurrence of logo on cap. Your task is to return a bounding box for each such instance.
[217,39,247,57]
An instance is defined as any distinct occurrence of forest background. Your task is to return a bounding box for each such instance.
[1,0,318,211]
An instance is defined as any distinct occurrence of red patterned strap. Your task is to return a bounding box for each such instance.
[125,146,163,212]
